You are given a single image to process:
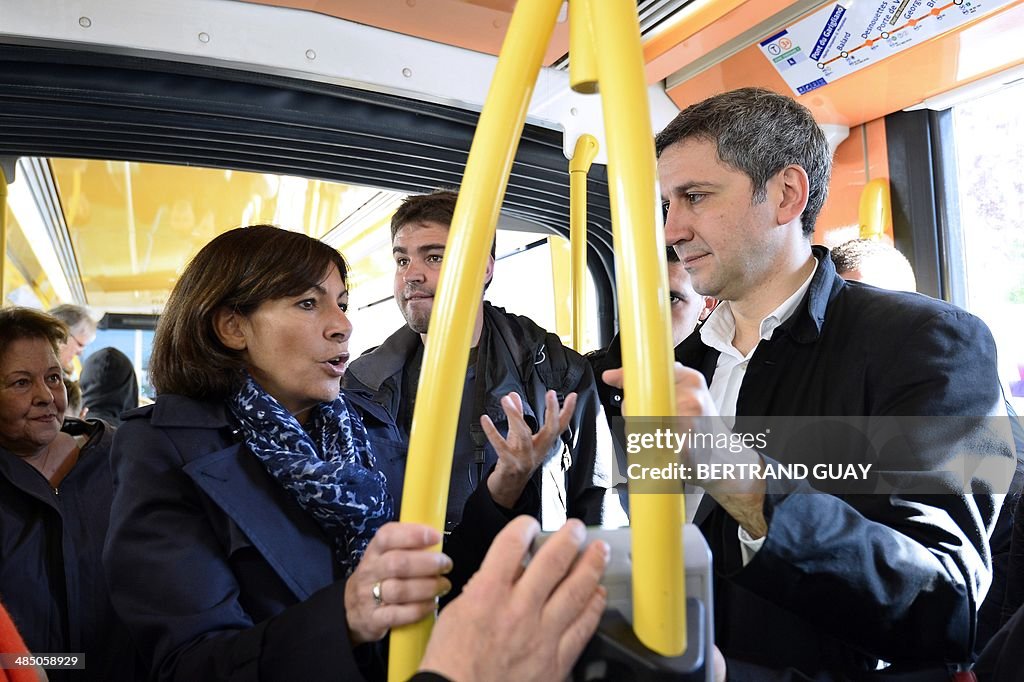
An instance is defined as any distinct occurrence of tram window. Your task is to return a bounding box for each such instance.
[488,231,601,352]
[8,153,600,383]
[951,81,1024,412]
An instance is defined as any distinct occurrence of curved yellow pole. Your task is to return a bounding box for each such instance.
[388,1,564,679]
[570,0,598,93]
[590,0,685,657]
[858,177,892,241]
[569,134,599,351]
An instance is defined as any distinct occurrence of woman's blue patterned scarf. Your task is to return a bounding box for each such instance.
[228,374,393,574]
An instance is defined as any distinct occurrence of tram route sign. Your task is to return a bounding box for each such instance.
[758,0,1013,96]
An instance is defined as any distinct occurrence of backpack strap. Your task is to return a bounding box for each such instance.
[469,326,493,484]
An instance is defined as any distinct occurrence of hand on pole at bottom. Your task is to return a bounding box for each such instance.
[418,516,609,682]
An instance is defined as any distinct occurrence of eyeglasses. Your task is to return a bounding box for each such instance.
[69,333,89,348]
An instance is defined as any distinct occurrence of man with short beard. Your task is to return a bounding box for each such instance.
[345,190,616,542]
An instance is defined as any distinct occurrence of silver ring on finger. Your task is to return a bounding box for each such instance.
[372,580,384,607]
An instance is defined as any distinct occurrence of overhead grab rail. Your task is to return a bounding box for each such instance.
[390,0,684,678]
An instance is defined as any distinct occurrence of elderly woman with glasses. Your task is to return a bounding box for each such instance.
[0,307,136,682]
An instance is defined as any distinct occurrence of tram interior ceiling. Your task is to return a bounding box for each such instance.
[0,44,618,339]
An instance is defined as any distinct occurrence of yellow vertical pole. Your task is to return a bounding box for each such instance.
[569,134,599,351]
[0,167,8,305]
[858,177,892,241]
[388,1,564,680]
[570,0,598,93]
[548,234,574,341]
[589,0,685,657]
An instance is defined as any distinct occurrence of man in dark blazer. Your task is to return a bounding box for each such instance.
[611,87,1015,679]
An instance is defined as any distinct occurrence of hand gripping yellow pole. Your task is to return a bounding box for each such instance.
[590,0,686,657]
[388,1,564,680]
[569,134,599,351]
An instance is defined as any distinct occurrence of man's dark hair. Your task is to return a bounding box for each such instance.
[830,238,916,291]
[830,238,908,275]
[655,87,832,236]
[391,189,497,260]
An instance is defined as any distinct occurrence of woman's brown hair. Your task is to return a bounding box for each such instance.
[149,225,348,400]
[0,307,69,361]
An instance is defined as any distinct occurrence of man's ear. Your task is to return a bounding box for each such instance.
[700,297,718,322]
[483,255,495,289]
[776,164,810,227]
[213,307,248,351]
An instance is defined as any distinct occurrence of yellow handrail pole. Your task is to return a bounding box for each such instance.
[388,1,564,679]
[589,0,685,657]
[1,166,7,304]
[569,134,599,351]
[570,0,598,94]
[858,177,892,241]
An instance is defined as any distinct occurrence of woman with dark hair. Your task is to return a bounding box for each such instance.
[103,225,471,681]
[0,307,135,682]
